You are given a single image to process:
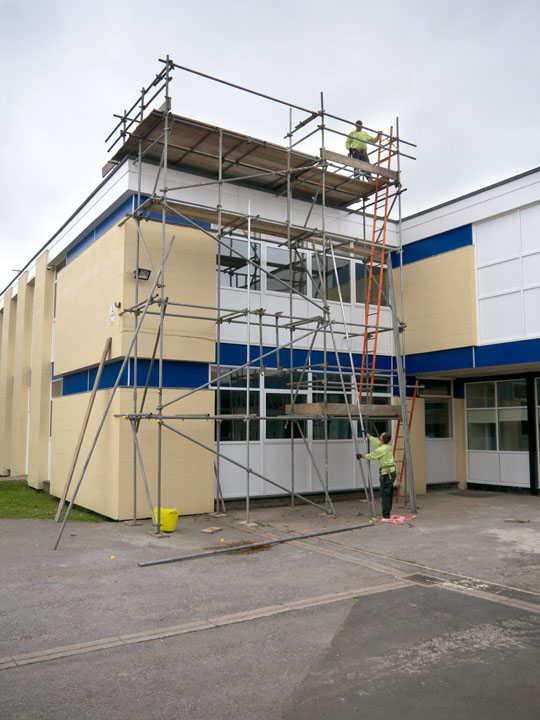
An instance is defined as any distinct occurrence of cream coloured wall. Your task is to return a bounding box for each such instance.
[28,253,55,489]
[11,274,34,476]
[54,224,125,375]
[0,290,17,474]
[408,396,426,496]
[54,219,216,376]
[50,387,214,519]
[394,246,477,355]
[51,390,121,517]
[116,388,215,518]
[121,220,215,362]
[453,398,467,489]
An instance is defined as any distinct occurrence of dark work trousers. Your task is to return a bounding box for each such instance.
[379,470,396,518]
[350,149,369,162]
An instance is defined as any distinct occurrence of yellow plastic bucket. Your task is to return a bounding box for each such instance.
[154,507,179,533]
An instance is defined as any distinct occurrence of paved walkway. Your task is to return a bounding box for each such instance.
[1,489,540,718]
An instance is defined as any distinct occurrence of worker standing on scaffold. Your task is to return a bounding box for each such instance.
[357,432,396,519]
[345,120,380,178]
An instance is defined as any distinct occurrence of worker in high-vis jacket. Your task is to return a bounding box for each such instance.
[345,120,380,164]
[357,432,396,519]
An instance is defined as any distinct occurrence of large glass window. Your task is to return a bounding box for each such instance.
[310,372,352,440]
[498,407,528,451]
[497,380,527,407]
[211,365,260,441]
[217,237,260,290]
[466,382,495,408]
[355,262,388,306]
[219,390,260,441]
[266,393,306,439]
[265,370,307,439]
[467,409,497,450]
[497,379,528,451]
[267,247,307,294]
[466,379,528,452]
[312,256,351,303]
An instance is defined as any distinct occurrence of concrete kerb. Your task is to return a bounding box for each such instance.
[0,582,407,671]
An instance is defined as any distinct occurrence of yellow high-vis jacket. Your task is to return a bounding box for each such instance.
[365,435,395,474]
[345,129,378,152]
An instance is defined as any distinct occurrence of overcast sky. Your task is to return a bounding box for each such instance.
[1,0,539,294]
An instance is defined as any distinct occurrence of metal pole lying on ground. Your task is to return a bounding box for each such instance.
[138,521,375,567]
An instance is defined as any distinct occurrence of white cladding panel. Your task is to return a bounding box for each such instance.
[476,202,540,344]
[524,287,540,335]
[468,451,499,483]
[478,292,524,341]
[401,170,540,246]
[468,450,530,487]
[426,438,455,485]
[476,212,520,265]
[522,252,540,287]
[521,203,540,253]
[499,453,530,487]
[477,259,520,296]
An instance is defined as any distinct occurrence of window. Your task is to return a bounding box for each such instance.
[420,379,452,439]
[267,247,307,294]
[217,237,260,290]
[312,374,353,441]
[466,381,494,408]
[466,380,528,452]
[355,261,388,306]
[211,365,260,441]
[263,370,307,439]
[467,408,497,450]
[266,392,307,439]
[497,380,528,451]
[425,401,452,438]
[219,390,260,441]
[312,256,351,303]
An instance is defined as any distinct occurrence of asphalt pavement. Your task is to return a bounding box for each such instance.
[1,487,540,719]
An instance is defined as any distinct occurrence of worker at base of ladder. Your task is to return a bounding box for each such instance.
[357,432,396,519]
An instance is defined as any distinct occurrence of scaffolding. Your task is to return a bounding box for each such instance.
[55,57,418,549]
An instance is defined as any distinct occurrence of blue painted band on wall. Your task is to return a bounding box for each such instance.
[407,337,540,379]
[60,359,209,396]
[65,193,211,266]
[405,346,474,376]
[67,198,134,265]
[475,338,540,367]
[390,224,472,267]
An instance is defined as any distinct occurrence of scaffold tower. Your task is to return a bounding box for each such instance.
[55,56,417,549]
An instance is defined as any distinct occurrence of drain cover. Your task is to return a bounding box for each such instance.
[405,573,442,586]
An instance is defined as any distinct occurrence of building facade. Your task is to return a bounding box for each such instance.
[1,116,539,518]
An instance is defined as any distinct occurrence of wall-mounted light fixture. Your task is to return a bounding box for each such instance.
[134,268,151,281]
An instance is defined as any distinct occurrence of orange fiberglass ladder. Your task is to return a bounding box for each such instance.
[356,130,417,513]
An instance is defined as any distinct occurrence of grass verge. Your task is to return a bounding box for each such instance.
[0,480,106,522]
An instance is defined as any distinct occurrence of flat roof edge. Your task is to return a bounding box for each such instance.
[404,165,540,222]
